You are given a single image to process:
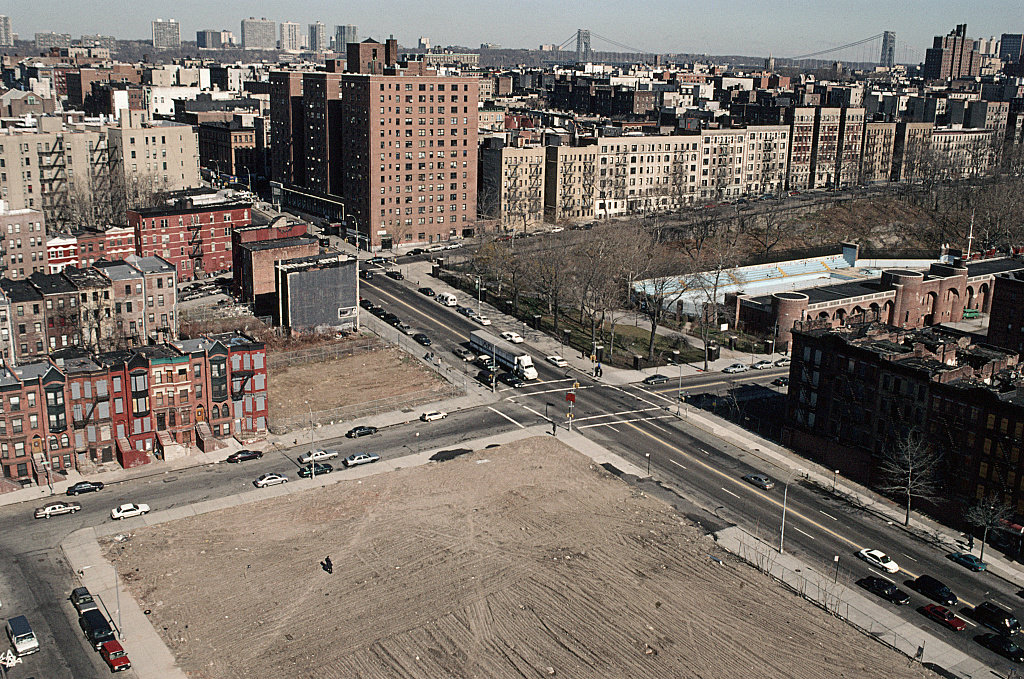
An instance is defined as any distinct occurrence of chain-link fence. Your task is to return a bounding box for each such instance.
[269,384,460,434]
[726,528,939,668]
[267,337,380,371]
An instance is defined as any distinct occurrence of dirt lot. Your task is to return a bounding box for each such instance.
[269,344,447,422]
[103,438,934,679]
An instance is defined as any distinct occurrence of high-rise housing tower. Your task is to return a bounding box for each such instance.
[308,22,326,52]
[241,17,276,50]
[280,22,301,51]
[335,25,357,52]
[0,16,13,48]
[880,31,896,68]
[1001,34,1024,63]
[924,24,981,80]
[152,19,181,50]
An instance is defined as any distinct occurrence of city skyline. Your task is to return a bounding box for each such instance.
[3,1,1021,59]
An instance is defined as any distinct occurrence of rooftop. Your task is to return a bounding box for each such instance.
[240,236,317,252]
[0,278,43,302]
[28,272,76,295]
[964,257,1024,278]
[91,261,140,281]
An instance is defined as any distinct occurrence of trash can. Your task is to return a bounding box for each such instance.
[532,314,542,330]
[562,329,571,346]
[633,355,643,370]
[708,344,721,361]
[595,345,604,363]
[728,336,737,351]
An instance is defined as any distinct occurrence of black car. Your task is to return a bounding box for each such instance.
[370,306,387,318]
[413,333,432,346]
[643,374,669,385]
[977,633,1024,663]
[457,306,474,317]
[856,577,911,605]
[385,270,404,280]
[297,463,333,478]
[359,299,376,310]
[911,574,958,607]
[226,449,262,463]
[359,269,374,280]
[66,481,104,496]
[476,369,496,385]
[408,248,426,256]
[346,425,378,438]
[772,376,790,387]
[382,312,401,325]
[500,372,526,388]
[418,287,435,297]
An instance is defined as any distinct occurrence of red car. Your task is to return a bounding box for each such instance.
[99,640,131,672]
[920,604,966,631]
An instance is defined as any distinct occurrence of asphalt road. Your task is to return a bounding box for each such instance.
[2,259,1021,675]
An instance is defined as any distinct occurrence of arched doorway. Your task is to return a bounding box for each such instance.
[978,283,991,314]
[966,286,976,310]
[196,405,206,423]
[924,291,939,325]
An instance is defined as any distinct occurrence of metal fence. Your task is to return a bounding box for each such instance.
[267,337,380,371]
[269,384,460,434]
[727,529,938,668]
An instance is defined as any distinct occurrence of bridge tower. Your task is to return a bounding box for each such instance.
[880,31,896,68]
[576,29,591,62]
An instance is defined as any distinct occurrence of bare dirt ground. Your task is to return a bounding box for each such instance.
[269,345,446,421]
[103,438,934,679]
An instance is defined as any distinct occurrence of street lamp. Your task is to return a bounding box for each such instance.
[645,453,651,476]
[676,363,683,415]
[833,555,840,583]
[779,474,791,554]
[305,400,315,480]
[833,469,839,493]
[113,562,122,640]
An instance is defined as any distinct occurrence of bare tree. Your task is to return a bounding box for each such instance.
[687,226,742,371]
[530,233,576,333]
[743,204,787,260]
[965,496,1014,563]
[876,429,942,526]
[633,240,689,361]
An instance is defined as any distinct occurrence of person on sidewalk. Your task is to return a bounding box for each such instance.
[324,556,333,574]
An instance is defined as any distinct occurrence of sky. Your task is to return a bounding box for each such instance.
[3,0,1020,60]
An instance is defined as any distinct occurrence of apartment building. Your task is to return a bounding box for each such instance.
[0,360,74,483]
[241,17,276,50]
[107,110,200,201]
[152,19,181,50]
[478,141,545,232]
[0,204,48,280]
[198,114,262,179]
[0,279,46,362]
[279,22,302,52]
[308,22,327,53]
[860,122,897,183]
[28,272,81,353]
[129,194,250,281]
[891,122,935,181]
[787,107,816,190]
[930,127,997,178]
[268,70,306,187]
[544,144,597,224]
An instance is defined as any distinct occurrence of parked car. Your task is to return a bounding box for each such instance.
[70,587,99,615]
[752,360,774,370]
[920,604,966,631]
[396,322,413,335]
[408,248,426,256]
[346,425,378,438]
[856,576,910,605]
[771,377,790,387]
[742,473,775,490]
[421,411,447,422]
[225,449,262,463]
[546,355,568,368]
[474,315,492,326]
[99,639,132,672]
[476,369,497,385]
[413,333,432,346]
[382,312,401,325]
[79,609,116,649]
[643,374,669,385]
[774,357,791,367]
[297,463,333,478]
[500,373,526,388]
[418,287,435,297]
[343,452,381,467]
[66,481,104,496]
[723,363,749,374]
[475,356,497,370]
[457,306,474,317]
[857,548,899,573]
[359,269,374,280]
[948,552,988,571]
[453,348,475,361]
[385,270,404,280]
[971,601,1021,635]
[359,299,377,310]
[297,449,339,464]
[977,633,1024,662]
[369,307,387,318]
[34,501,82,519]
[253,473,288,488]
[500,331,524,344]
[110,503,150,520]
[911,575,958,606]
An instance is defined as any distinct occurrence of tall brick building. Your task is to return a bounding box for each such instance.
[924,24,982,81]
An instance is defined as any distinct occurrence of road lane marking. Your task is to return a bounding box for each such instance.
[820,511,838,521]
[871,570,895,582]
[721,487,741,500]
[519,405,549,420]
[901,553,918,562]
[792,526,816,540]
[488,407,525,429]
[670,459,686,470]
[573,407,662,422]
[578,415,674,429]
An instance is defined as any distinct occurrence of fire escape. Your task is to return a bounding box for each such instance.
[188,214,203,276]
[40,136,67,223]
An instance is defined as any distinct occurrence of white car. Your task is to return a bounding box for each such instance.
[546,355,568,368]
[723,363,749,374]
[474,315,492,326]
[111,503,150,520]
[254,473,288,488]
[752,360,774,370]
[857,548,899,574]
[420,411,448,422]
[501,331,524,344]
[297,449,339,464]
[343,452,381,467]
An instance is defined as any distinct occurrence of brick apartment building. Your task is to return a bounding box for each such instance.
[783,322,1023,525]
[198,114,263,179]
[0,203,48,280]
[45,226,138,274]
[0,331,267,483]
[129,194,251,281]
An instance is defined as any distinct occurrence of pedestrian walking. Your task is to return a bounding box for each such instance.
[324,556,333,574]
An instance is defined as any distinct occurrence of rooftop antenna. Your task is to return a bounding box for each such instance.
[965,209,975,260]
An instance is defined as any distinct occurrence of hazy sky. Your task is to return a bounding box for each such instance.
[3,1,1020,59]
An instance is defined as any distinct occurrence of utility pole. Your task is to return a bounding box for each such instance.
[779,478,789,554]
[566,382,577,431]
[307,402,315,480]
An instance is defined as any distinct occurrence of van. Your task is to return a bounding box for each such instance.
[79,609,116,649]
[973,601,1021,635]
[437,293,457,307]
[911,575,957,606]
[6,615,39,656]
